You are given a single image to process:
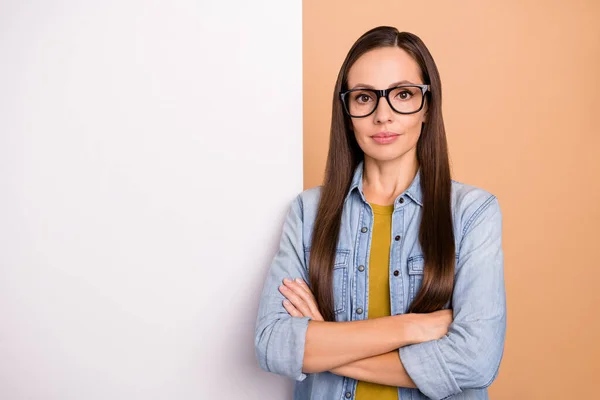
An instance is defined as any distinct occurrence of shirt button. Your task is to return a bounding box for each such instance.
[356,308,363,315]
[361,227,368,233]
[358,265,365,272]
[399,197,405,204]
[345,392,352,399]
[394,235,401,241]
[393,270,399,276]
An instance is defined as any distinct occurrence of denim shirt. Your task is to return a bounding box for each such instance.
[254,162,506,400]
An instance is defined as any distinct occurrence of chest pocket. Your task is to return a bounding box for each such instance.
[407,255,425,304]
[305,249,350,317]
[407,255,458,310]
[332,250,350,316]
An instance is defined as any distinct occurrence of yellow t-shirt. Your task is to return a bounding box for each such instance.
[355,202,398,400]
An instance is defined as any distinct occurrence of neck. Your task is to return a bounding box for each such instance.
[362,153,419,206]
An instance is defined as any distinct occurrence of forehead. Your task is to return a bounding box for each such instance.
[347,47,422,88]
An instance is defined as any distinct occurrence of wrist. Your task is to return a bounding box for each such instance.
[394,313,422,347]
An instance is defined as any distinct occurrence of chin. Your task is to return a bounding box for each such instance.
[364,149,406,162]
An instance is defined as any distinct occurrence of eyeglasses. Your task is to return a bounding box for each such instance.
[339,84,430,118]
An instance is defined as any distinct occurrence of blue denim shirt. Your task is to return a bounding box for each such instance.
[254,162,506,400]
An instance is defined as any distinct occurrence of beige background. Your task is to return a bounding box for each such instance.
[303,1,600,398]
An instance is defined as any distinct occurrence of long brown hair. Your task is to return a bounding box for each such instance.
[309,26,455,321]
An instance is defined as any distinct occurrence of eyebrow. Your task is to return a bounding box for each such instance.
[350,80,419,90]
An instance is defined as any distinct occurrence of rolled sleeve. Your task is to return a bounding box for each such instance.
[257,314,311,381]
[399,340,461,399]
[400,195,507,399]
[254,194,311,381]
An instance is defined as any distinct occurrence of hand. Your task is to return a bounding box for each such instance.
[408,309,453,343]
[279,278,324,322]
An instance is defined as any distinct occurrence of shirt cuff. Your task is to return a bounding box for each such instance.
[268,316,311,381]
[399,340,461,400]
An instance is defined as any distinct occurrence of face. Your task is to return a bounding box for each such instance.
[345,46,427,163]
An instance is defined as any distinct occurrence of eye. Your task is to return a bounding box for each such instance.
[396,90,413,100]
[354,93,373,103]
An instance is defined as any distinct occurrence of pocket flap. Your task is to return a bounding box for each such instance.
[305,248,350,268]
[334,250,350,267]
[407,255,424,275]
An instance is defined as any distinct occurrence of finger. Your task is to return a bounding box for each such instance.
[284,278,314,298]
[293,279,323,318]
[312,310,325,322]
[295,278,314,295]
[279,285,312,316]
[283,299,303,317]
[284,279,315,306]
[281,281,325,321]
[284,280,321,317]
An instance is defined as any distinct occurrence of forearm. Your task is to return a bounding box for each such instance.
[330,351,417,388]
[302,314,417,373]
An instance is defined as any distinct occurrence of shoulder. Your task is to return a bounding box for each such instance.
[450,179,501,236]
[285,186,322,249]
[293,185,322,223]
[297,185,322,209]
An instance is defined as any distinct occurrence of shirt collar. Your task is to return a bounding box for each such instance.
[345,161,423,207]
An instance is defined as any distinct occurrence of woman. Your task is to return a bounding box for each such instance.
[254,26,506,400]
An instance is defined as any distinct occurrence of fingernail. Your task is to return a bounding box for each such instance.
[283,278,291,284]
[296,278,303,284]
[283,300,290,305]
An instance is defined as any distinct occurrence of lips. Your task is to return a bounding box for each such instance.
[372,131,400,138]
[371,131,400,144]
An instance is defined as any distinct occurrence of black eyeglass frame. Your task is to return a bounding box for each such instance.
[339,84,431,118]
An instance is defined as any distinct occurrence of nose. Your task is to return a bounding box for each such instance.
[373,96,393,124]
